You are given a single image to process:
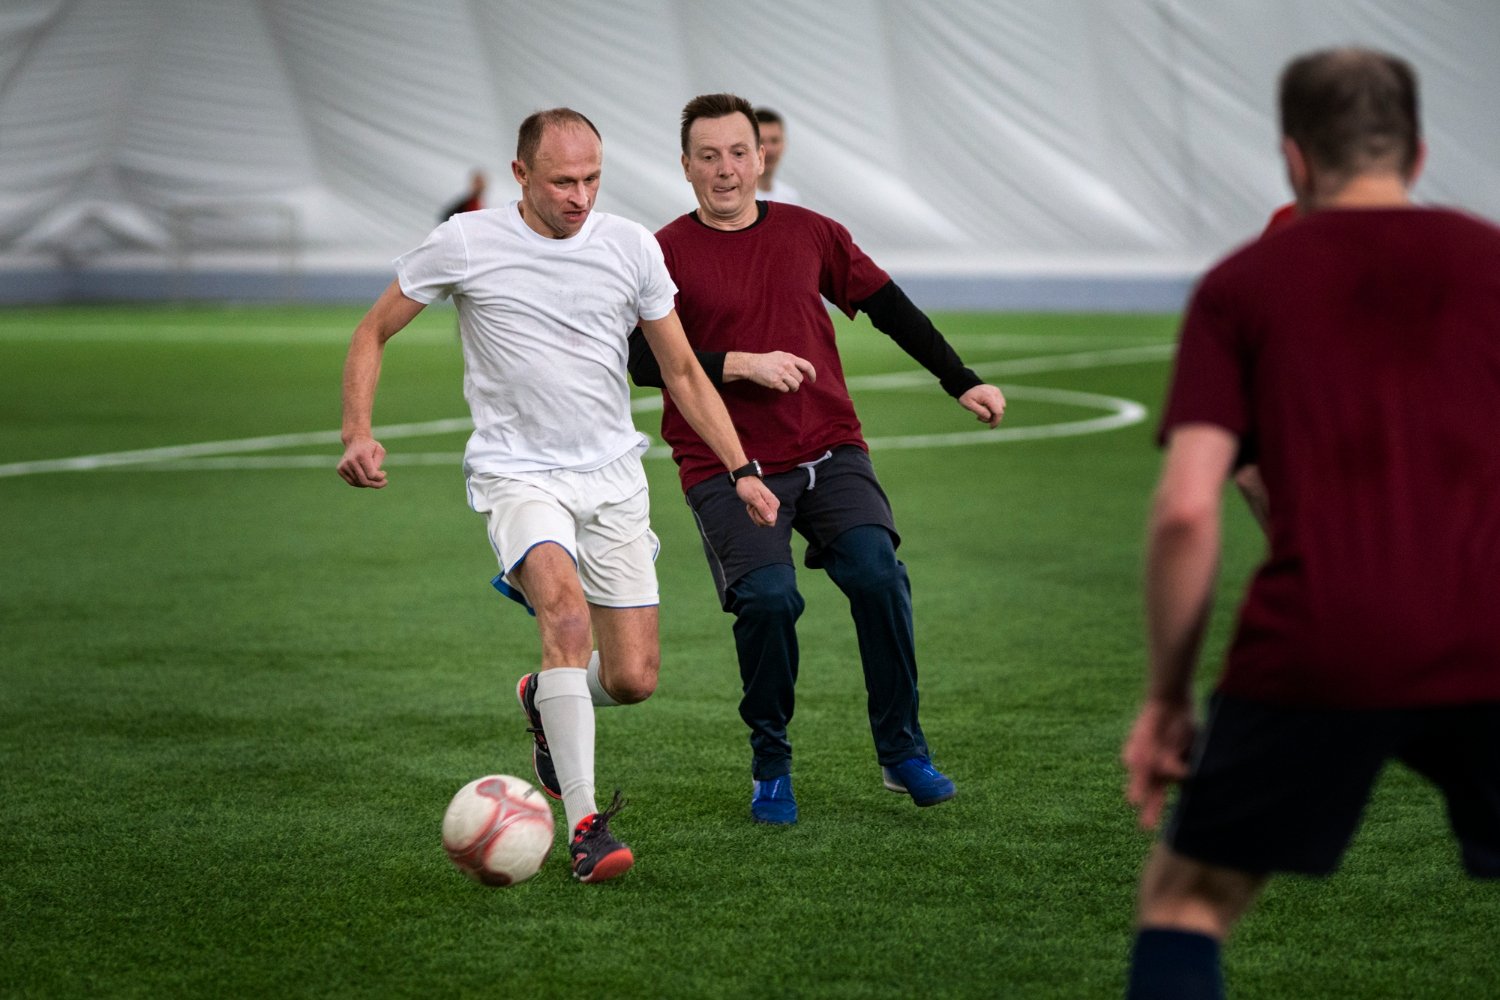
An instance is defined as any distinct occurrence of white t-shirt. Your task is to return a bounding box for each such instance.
[395,202,677,475]
[759,177,801,204]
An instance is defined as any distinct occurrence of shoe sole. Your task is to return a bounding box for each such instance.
[910,788,956,807]
[575,847,634,883]
[883,774,956,807]
[751,810,797,825]
[516,674,562,801]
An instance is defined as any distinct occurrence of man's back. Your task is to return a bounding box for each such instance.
[1167,207,1500,707]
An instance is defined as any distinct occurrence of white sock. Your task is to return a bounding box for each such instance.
[535,666,596,832]
[585,650,621,707]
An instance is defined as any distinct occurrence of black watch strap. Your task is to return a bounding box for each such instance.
[728,459,763,484]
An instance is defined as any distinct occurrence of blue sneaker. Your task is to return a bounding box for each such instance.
[750,775,797,825]
[882,756,956,807]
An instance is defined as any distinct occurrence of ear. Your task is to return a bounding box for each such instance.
[681,152,691,180]
[1281,137,1311,203]
[1407,139,1427,186]
[511,159,527,187]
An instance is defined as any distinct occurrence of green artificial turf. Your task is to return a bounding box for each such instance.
[1,304,1494,998]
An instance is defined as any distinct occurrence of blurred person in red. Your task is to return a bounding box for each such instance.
[1123,47,1500,999]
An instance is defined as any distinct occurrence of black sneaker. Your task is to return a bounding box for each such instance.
[570,790,634,883]
[516,672,561,799]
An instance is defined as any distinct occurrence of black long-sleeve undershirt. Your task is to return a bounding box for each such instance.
[625,279,980,397]
[627,329,723,388]
[856,280,981,398]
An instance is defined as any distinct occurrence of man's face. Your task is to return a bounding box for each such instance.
[759,121,785,175]
[512,124,602,239]
[682,112,763,229]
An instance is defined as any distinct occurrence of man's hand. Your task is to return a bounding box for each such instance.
[726,351,816,393]
[1121,697,1196,831]
[735,476,779,527]
[338,436,388,488]
[959,384,1007,428]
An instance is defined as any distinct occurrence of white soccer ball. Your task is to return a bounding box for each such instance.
[442,774,555,886]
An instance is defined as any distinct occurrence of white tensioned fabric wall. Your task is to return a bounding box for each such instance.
[1,0,1497,309]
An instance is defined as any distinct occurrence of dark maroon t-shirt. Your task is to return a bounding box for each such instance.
[654,203,891,491]
[1163,207,1500,708]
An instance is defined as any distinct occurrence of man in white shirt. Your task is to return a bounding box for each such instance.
[754,107,801,204]
[338,108,778,884]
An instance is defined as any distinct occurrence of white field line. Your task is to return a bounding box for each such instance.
[0,419,473,477]
[860,385,1146,450]
[0,343,1172,478]
[111,386,1146,471]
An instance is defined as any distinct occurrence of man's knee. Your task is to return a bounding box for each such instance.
[728,564,804,624]
[827,525,905,594]
[603,650,660,705]
[1136,844,1266,938]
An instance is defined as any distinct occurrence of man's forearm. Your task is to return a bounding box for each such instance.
[1143,516,1219,702]
[1143,425,1236,702]
[628,328,725,388]
[341,326,385,443]
[661,367,748,471]
[856,280,980,398]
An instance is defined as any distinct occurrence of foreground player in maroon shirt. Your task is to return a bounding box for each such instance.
[630,93,1006,825]
[1122,48,1500,998]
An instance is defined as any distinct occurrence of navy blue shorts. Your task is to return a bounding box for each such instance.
[684,445,899,609]
[1166,695,1500,877]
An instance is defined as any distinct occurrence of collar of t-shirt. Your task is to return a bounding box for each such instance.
[690,200,770,231]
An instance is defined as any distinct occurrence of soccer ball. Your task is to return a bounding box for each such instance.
[442,774,555,886]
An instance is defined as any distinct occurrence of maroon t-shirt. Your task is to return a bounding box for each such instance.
[655,203,891,491]
[1163,207,1500,708]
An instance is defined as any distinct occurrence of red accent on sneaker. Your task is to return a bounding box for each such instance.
[516,672,562,800]
[569,791,634,883]
[571,838,634,883]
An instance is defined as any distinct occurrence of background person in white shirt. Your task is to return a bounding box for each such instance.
[754,107,800,205]
[338,108,778,884]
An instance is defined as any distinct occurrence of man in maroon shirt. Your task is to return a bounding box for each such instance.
[629,93,1006,824]
[1122,48,1500,998]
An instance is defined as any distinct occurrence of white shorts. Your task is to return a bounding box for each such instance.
[466,451,660,612]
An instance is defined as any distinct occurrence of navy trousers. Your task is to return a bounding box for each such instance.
[728,524,928,780]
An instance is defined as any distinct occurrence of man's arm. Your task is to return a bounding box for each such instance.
[638,311,779,527]
[337,279,428,489]
[1122,423,1237,829]
[627,329,815,393]
[854,280,1006,427]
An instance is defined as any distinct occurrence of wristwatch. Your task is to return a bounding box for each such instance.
[728,459,763,484]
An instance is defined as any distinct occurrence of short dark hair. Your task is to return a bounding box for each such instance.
[516,108,602,168]
[680,93,760,155]
[1279,48,1420,178]
[753,107,784,127]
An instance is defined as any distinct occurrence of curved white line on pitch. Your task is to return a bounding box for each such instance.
[23,385,1146,473]
[624,343,1173,414]
[0,343,1168,477]
[862,385,1146,450]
